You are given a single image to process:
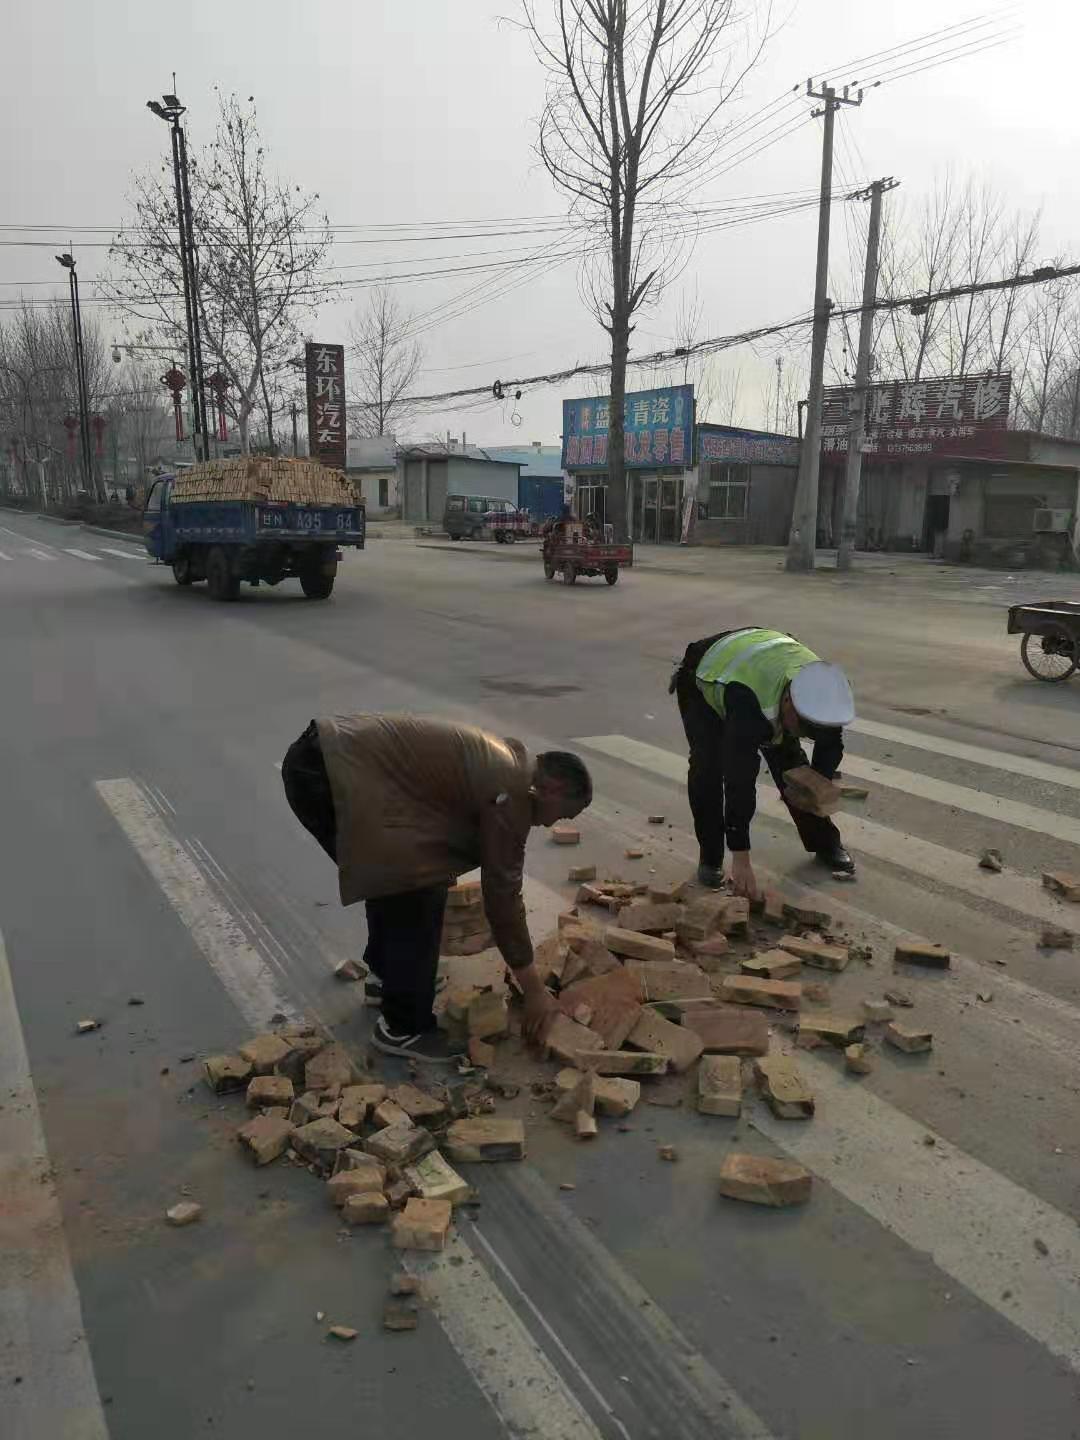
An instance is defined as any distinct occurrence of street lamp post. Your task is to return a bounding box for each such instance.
[55,253,98,499]
[147,90,209,462]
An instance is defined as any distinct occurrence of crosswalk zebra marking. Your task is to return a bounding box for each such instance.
[63,547,101,562]
[26,547,57,561]
[0,549,11,561]
[98,546,143,561]
[573,735,1080,937]
[851,716,1080,793]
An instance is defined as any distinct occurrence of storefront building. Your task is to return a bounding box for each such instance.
[690,424,800,545]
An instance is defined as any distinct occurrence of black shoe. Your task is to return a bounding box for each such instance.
[364,976,383,1006]
[696,862,725,889]
[371,1017,458,1064]
[816,845,855,876]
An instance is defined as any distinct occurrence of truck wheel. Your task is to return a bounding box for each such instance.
[562,562,577,586]
[543,561,556,580]
[503,530,515,544]
[206,547,240,602]
[494,531,506,543]
[300,570,335,599]
[172,554,194,586]
[604,566,619,585]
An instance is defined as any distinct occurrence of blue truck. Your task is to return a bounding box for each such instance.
[142,473,365,601]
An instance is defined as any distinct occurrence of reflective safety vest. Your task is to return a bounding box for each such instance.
[695,628,820,741]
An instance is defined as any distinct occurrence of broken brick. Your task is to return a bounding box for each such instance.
[374,1099,412,1129]
[575,1110,599,1140]
[616,901,683,936]
[291,1117,357,1171]
[624,847,644,860]
[385,1177,417,1210]
[885,1023,933,1054]
[783,766,841,816]
[894,941,951,969]
[390,1085,448,1124]
[364,1123,436,1166]
[626,1008,703,1073]
[204,1054,252,1095]
[327,1169,385,1206]
[1039,927,1074,950]
[558,967,644,1049]
[445,1117,525,1163]
[552,824,581,845]
[328,1325,358,1341]
[720,976,802,1011]
[845,1043,873,1076]
[690,935,730,973]
[289,1091,337,1126]
[544,1012,606,1065]
[390,1271,421,1296]
[343,1192,390,1226]
[551,1069,596,1124]
[447,881,483,908]
[275,1032,325,1085]
[782,902,832,929]
[625,959,712,1001]
[165,1201,202,1227]
[778,936,849,971]
[555,1068,639,1117]
[648,880,687,904]
[682,1007,770,1056]
[467,991,508,1039]
[605,927,676,963]
[797,1013,864,1048]
[568,864,597,882]
[402,1151,471,1206]
[383,1299,420,1332]
[884,988,915,1008]
[237,1113,293,1166]
[862,999,893,1022]
[718,1153,811,1207]
[755,1055,814,1118]
[245,1074,294,1111]
[392,1197,452,1251]
[698,1056,743,1117]
[761,890,786,924]
[658,1144,678,1162]
[1042,871,1080,902]
[238,1033,295,1075]
[741,949,802,981]
[305,1043,355,1092]
[467,1037,496,1068]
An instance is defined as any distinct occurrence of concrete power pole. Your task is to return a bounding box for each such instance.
[837,177,898,571]
[785,81,863,573]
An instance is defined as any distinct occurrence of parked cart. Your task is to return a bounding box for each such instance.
[1006,600,1080,682]
[541,528,633,586]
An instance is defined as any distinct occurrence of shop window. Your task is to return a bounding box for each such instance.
[707,463,749,520]
[378,476,389,507]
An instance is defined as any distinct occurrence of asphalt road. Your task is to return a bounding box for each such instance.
[2,510,1079,1440]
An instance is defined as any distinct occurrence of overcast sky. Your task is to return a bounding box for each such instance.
[3,0,1069,447]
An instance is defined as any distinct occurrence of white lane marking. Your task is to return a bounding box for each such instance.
[575,736,1080,937]
[852,716,1080,793]
[98,546,143,561]
[0,928,110,1440]
[0,549,11,561]
[839,752,1080,848]
[752,1050,1080,1375]
[63,547,101,562]
[417,1234,606,1439]
[25,548,57,561]
[94,778,297,1030]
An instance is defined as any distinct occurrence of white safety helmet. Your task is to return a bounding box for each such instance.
[789,661,855,728]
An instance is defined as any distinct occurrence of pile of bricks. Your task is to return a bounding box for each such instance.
[199,1020,526,1322]
[170,456,360,508]
[440,880,493,956]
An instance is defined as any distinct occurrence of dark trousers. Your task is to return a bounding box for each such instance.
[673,638,841,867]
[281,722,449,1035]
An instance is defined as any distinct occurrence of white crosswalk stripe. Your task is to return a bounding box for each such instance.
[0,549,11,561]
[574,734,1080,937]
[26,547,57,561]
[98,546,143,561]
[63,547,101,562]
[850,716,1080,793]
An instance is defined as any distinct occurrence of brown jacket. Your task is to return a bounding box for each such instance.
[316,714,535,970]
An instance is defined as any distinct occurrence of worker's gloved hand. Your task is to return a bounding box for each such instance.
[728,851,760,902]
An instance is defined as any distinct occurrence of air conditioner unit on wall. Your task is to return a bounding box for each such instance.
[1032,508,1073,533]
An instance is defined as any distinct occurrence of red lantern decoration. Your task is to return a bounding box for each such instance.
[161,367,187,441]
[91,414,105,459]
[208,371,230,442]
[64,415,78,461]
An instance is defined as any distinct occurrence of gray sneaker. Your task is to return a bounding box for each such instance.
[696,862,725,889]
[371,1017,458,1065]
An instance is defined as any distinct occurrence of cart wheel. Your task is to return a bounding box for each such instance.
[562,562,577,585]
[604,566,618,586]
[503,530,515,544]
[495,531,505,543]
[1021,628,1078,683]
[543,561,555,580]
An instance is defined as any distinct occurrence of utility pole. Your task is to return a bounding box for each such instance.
[774,356,783,433]
[837,177,898,571]
[291,402,299,457]
[785,80,863,573]
[147,89,210,462]
[55,253,98,500]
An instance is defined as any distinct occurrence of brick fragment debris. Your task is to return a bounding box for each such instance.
[720,976,802,1011]
[718,1153,811,1207]
[778,936,850,971]
[754,1055,815,1119]
[741,950,802,981]
[1039,927,1074,950]
[444,1117,525,1163]
[647,814,666,825]
[343,1192,390,1226]
[392,1197,453,1252]
[682,1007,769,1056]
[246,1074,295,1111]
[862,999,893,1023]
[893,940,951,969]
[568,864,597,882]
[328,1326,358,1342]
[845,1043,874,1076]
[165,1201,202,1227]
[551,823,581,846]
[237,1113,294,1166]
[797,1014,865,1048]
[75,1018,101,1035]
[698,1056,743,1117]
[978,848,1004,873]
[885,1022,933,1054]
[783,766,842,816]
[1042,871,1080,902]
[204,1053,252,1094]
[384,1300,420,1332]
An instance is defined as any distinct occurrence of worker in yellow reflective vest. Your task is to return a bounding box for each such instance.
[670,628,856,898]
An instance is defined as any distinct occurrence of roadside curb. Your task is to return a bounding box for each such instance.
[0,506,143,546]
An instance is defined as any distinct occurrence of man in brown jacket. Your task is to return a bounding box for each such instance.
[282,714,592,1063]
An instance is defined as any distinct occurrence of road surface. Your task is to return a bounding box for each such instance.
[1,510,1078,1440]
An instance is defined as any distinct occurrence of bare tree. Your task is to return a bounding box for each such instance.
[107,91,331,453]
[103,359,175,489]
[522,0,768,540]
[348,285,424,438]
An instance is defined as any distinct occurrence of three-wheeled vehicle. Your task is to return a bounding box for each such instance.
[1006,600,1080,682]
[541,520,633,586]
